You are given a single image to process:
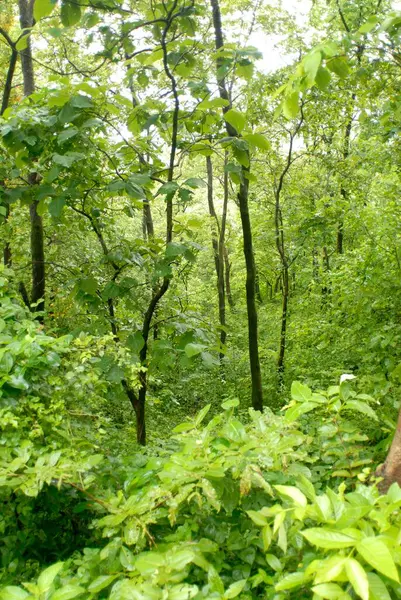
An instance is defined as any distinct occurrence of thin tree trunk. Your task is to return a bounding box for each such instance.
[206,155,226,359]
[337,94,356,255]
[223,245,234,307]
[322,245,331,297]
[18,0,46,319]
[277,268,289,386]
[132,5,180,443]
[273,115,303,387]
[210,0,263,411]
[1,38,18,267]
[255,268,263,303]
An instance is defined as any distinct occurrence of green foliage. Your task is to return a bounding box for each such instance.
[1,386,401,599]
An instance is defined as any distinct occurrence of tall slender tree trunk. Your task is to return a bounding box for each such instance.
[206,155,226,360]
[18,0,46,317]
[210,0,263,411]
[223,245,234,308]
[337,93,356,255]
[277,268,289,386]
[130,5,181,444]
[1,36,18,267]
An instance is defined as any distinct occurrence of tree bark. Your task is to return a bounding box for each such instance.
[210,0,263,411]
[337,93,356,255]
[223,245,234,308]
[206,155,226,360]
[1,35,18,268]
[18,0,46,319]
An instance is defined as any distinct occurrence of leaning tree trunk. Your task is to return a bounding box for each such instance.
[18,0,46,318]
[210,0,263,411]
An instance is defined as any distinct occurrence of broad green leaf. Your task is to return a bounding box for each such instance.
[285,401,318,422]
[50,585,86,600]
[343,400,378,421]
[49,197,65,218]
[345,558,368,600]
[224,579,247,599]
[126,331,145,354]
[327,58,349,79]
[243,133,270,150]
[185,343,206,358]
[246,510,268,526]
[16,35,29,51]
[60,0,82,27]
[172,421,195,433]
[311,583,346,599]
[34,0,58,21]
[359,15,378,33]
[195,403,211,426]
[283,91,299,119]
[165,242,187,258]
[79,276,97,295]
[274,485,307,507]
[38,562,64,593]
[275,571,309,591]
[167,549,195,571]
[87,575,117,593]
[366,573,392,600]
[291,381,312,402]
[58,127,79,144]
[304,51,322,82]
[198,97,230,109]
[119,546,135,571]
[266,554,282,572]
[70,94,92,108]
[184,178,207,188]
[53,152,83,167]
[286,402,317,422]
[0,588,30,600]
[313,556,346,584]
[356,537,399,581]
[315,66,331,90]
[302,528,357,549]
[262,524,272,550]
[169,585,198,600]
[157,182,179,196]
[221,398,239,409]
[224,109,246,133]
[135,553,164,575]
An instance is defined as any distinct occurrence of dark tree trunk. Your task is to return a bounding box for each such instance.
[224,245,234,308]
[273,114,303,387]
[322,245,331,297]
[277,269,289,387]
[206,155,226,360]
[29,189,45,314]
[337,95,355,255]
[238,171,264,410]
[210,0,263,411]
[1,37,18,268]
[18,0,46,320]
[3,205,12,268]
[255,268,263,303]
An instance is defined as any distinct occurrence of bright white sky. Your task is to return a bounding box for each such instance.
[249,0,312,73]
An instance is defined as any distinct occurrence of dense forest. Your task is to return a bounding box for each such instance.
[3,0,401,597]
